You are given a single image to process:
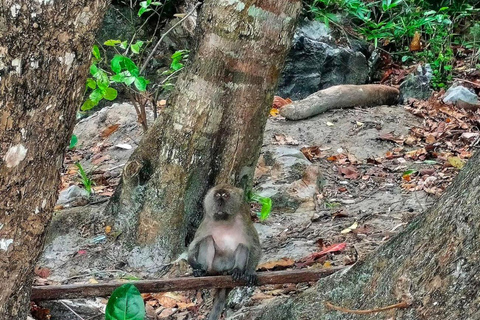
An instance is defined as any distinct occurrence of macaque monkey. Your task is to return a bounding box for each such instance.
[188,184,261,320]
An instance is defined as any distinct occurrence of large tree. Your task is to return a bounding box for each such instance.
[0,1,109,318]
[105,0,303,268]
[255,151,480,319]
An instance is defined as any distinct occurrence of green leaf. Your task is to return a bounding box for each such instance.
[81,99,97,111]
[69,135,78,149]
[249,193,273,221]
[104,39,122,46]
[92,45,101,59]
[140,1,149,8]
[134,77,149,91]
[120,41,128,50]
[123,57,139,77]
[86,78,96,89]
[131,41,144,54]
[105,284,145,320]
[111,74,126,83]
[96,71,110,91]
[402,169,417,176]
[90,64,98,76]
[125,76,136,86]
[111,55,124,74]
[89,88,104,103]
[104,87,118,101]
[138,7,151,17]
[171,61,183,71]
[423,160,437,165]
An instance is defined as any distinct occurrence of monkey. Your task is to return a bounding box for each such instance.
[187,184,261,320]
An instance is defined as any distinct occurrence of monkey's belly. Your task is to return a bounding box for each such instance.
[210,232,245,273]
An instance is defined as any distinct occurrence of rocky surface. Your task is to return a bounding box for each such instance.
[277,19,370,100]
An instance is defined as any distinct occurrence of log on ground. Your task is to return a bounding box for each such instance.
[280,84,400,120]
[31,268,343,301]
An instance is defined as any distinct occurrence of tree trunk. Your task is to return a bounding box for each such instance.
[105,0,302,269]
[256,150,480,319]
[0,1,109,318]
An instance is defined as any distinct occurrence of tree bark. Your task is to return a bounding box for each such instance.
[0,1,109,318]
[105,0,302,268]
[256,149,480,319]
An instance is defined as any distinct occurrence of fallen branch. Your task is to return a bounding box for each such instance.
[325,300,409,314]
[31,268,343,301]
[280,84,400,120]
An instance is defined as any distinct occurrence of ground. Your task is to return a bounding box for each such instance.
[33,93,479,319]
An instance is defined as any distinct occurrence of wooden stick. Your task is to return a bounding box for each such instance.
[325,301,409,314]
[31,268,343,301]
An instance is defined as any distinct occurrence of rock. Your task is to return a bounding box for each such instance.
[277,19,369,100]
[255,146,321,211]
[56,185,90,205]
[400,64,433,101]
[39,298,105,320]
[443,84,478,105]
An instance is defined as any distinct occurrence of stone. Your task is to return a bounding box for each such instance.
[443,84,478,105]
[56,185,90,205]
[277,19,369,100]
[400,64,433,101]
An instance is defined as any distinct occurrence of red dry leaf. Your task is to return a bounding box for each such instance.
[301,146,321,162]
[273,96,293,109]
[296,243,347,267]
[338,166,359,179]
[100,124,120,138]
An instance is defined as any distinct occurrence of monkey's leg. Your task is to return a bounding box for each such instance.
[188,236,215,277]
[230,244,249,282]
[243,245,261,286]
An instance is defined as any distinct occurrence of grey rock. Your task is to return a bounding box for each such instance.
[443,85,478,105]
[400,64,433,101]
[277,19,369,100]
[56,185,90,205]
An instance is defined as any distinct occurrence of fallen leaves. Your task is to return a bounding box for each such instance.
[338,166,359,179]
[296,243,347,268]
[257,257,295,271]
[301,146,321,162]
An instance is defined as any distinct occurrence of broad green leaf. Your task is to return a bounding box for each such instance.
[131,41,144,54]
[69,135,78,149]
[249,193,273,221]
[89,88,104,103]
[123,57,139,77]
[134,77,149,91]
[120,41,128,50]
[111,55,124,74]
[104,39,122,46]
[105,284,145,320]
[92,45,101,59]
[90,64,98,76]
[111,74,126,83]
[171,61,183,71]
[125,76,136,86]
[81,99,97,111]
[86,78,96,90]
[104,87,118,101]
[140,0,149,8]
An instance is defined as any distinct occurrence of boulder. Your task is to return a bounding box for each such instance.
[277,19,369,100]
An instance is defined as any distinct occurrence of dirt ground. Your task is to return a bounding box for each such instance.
[35,98,472,319]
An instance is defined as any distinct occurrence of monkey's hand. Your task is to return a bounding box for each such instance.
[243,272,258,286]
[192,268,208,277]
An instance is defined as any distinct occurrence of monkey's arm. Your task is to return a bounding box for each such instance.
[188,235,215,277]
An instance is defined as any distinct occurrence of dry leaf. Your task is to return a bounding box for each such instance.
[34,267,51,279]
[100,124,119,138]
[410,31,422,51]
[105,225,112,234]
[300,146,321,162]
[338,166,359,179]
[257,257,295,271]
[270,108,280,117]
[341,221,358,234]
[273,96,293,109]
[447,156,465,169]
[273,134,299,145]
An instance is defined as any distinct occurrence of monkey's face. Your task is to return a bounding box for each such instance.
[204,184,244,220]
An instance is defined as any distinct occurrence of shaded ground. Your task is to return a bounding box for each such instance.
[34,95,478,319]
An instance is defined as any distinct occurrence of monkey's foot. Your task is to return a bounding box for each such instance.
[193,269,207,277]
[243,273,258,286]
[231,268,243,282]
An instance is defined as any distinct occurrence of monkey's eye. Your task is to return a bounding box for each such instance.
[221,193,229,198]
[215,193,221,198]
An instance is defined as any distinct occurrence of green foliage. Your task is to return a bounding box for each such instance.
[138,0,162,17]
[69,135,78,150]
[82,45,149,111]
[75,162,92,195]
[305,0,480,88]
[105,284,145,320]
[248,192,273,221]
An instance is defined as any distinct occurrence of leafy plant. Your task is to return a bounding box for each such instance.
[75,162,93,195]
[138,0,162,17]
[248,192,273,221]
[69,134,78,150]
[105,284,145,320]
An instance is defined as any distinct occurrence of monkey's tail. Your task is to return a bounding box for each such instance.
[208,288,231,320]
